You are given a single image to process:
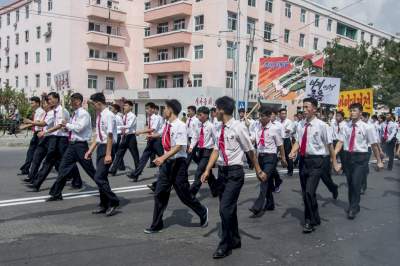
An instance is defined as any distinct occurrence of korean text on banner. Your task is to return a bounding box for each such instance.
[338,88,373,117]
[305,77,341,105]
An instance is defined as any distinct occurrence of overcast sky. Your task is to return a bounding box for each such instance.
[0,0,398,35]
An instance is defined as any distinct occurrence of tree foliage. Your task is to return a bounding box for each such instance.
[0,85,31,119]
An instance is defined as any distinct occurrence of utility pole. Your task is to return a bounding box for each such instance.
[243,24,255,112]
[234,0,241,119]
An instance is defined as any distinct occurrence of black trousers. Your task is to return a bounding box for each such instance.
[95,144,120,208]
[33,136,82,189]
[28,137,49,182]
[150,158,207,230]
[186,137,200,166]
[320,156,338,194]
[343,152,369,213]
[113,134,125,170]
[20,132,39,173]
[110,134,139,173]
[251,154,277,212]
[49,142,96,197]
[384,139,396,170]
[299,156,323,226]
[130,138,163,178]
[361,148,372,191]
[189,148,217,196]
[283,138,293,174]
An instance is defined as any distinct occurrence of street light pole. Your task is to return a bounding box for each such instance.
[235,0,241,119]
[243,24,255,113]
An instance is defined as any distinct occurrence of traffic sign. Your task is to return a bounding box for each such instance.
[238,101,246,110]
[395,107,400,116]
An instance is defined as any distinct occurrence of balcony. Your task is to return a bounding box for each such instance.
[87,31,127,47]
[87,58,127,73]
[144,1,192,23]
[144,59,191,74]
[86,2,127,23]
[144,30,191,48]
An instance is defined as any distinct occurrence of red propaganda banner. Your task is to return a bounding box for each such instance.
[337,88,373,117]
[258,57,293,99]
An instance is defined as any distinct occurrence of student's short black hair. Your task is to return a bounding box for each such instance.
[210,107,216,112]
[279,108,287,113]
[90,92,106,104]
[145,102,156,109]
[379,114,386,121]
[349,102,363,112]
[259,106,272,116]
[297,111,304,115]
[48,92,60,101]
[197,106,210,115]
[155,105,160,111]
[362,112,370,119]
[124,100,133,107]
[238,108,245,113]
[30,96,41,104]
[371,115,378,120]
[70,93,83,103]
[166,99,182,116]
[188,105,196,113]
[215,96,235,116]
[328,110,335,115]
[182,112,186,116]
[336,111,345,118]
[303,97,318,108]
[112,104,121,113]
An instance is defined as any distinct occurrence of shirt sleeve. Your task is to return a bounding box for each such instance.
[66,112,89,133]
[236,124,254,153]
[274,128,284,147]
[366,124,378,145]
[174,123,188,146]
[388,123,397,141]
[190,125,199,149]
[106,113,115,135]
[213,126,219,150]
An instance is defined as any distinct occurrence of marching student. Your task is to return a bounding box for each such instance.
[270,110,284,192]
[210,107,221,128]
[188,106,218,197]
[109,101,140,176]
[186,105,200,165]
[279,108,294,176]
[47,93,96,202]
[149,105,162,168]
[334,103,384,220]
[127,102,163,182]
[19,96,45,175]
[289,97,338,233]
[332,111,346,167]
[84,92,120,216]
[144,99,209,234]
[249,106,287,216]
[201,96,267,259]
[110,104,126,171]
[381,113,397,171]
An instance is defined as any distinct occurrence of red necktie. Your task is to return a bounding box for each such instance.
[259,127,267,146]
[198,124,205,148]
[337,124,340,133]
[40,112,48,133]
[68,112,76,141]
[148,116,151,129]
[218,126,229,165]
[162,123,171,151]
[383,124,388,141]
[299,123,310,157]
[349,124,356,152]
[97,114,103,142]
[188,118,192,128]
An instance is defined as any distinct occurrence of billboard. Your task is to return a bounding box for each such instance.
[338,88,373,117]
[304,77,341,105]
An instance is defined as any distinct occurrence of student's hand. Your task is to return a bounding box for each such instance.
[104,154,112,165]
[376,161,384,170]
[61,120,67,127]
[153,156,165,167]
[84,151,92,160]
[188,147,193,154]
[37,131,45,138]
[333,162,342,173]
[288,151,297,160]
[23,118,32,124]
[281,159,288,168]
[257,171,267,182]
[201,170,210,183]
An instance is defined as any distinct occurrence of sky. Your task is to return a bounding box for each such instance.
[0,0,398,35]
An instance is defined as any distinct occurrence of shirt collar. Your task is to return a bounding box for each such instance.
[225,118,235,128]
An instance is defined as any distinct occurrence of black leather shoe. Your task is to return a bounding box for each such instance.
[106,206,118,217]
[264,206,275,211]
[333,187,339,200]
[147,184,156,192]
[302,223,314,233]
[27,184,39,192]
[231,242,241,250]
[249,208,260,215]
[23,178,32,183]
[212,248,232,259]
[92,207,107,214]
[17,172,29,176]
[144,228,162,234]
[149,164,157,168]
[109,170,117,176]
[347,210,357,220]
[71,185,82,190]
[46,196,63,202]
[200,207,209,228]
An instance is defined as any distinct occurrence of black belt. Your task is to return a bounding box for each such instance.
[302,155,324,159]
[69,140,87,145]
[258,153,276,157]
[218,165,243,171]
[166,157,186,163]
[344,151,368,155]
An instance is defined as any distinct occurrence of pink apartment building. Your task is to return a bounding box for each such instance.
[0,0,398,122]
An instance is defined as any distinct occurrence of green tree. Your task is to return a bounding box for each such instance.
[0,85,30,119]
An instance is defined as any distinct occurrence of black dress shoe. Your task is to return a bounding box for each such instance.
[17,172,29,176]
[302,223,314,234]
[200,207,209,228]
[23,178,32,183]
[231,242,241,250]
[149,164,157,168]
[347,210,357,220]
[332,187,339,200]
[264,205,275,211]
[109,170,117,176]
[213,248,232,259]
[71,185,82,190]
[106,206,118,217]
[144,228,162,234]
[92,207,107,214]
[46,196,63,202]
[147,184,156,192]
[27,184,39,192]
[127,173,138,181]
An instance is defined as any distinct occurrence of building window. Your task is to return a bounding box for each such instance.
[313,37,318,50]
[144,2,151,10]
[300,9,306,23]
[156,76,167,88]
[248,0,256,7]
[227,41,235,59]
[24,52,28,64]
[284,29,290,43]
[226,71,233,89]
[326,41,331,48]
[327,19,332,31]
[173,74,184,88]
[249,75,255,91]
[173,47,184,59]
[143,78,149,89]
[25,5,29,19]
[264,22,272,40]
[36,26,41,39]
[247,17,256,34]
[46,73,51,87]
[35,52,40,63]
[144,53,149,62]
[246,46,256,62]
[314,14,320,27]
[0,16,2,29]
[173,19,185,30]
[89,49,100,58]
[48,0,53,11]
[15,33,19,45]
[263,49,273,57]
[88,75,97,89]
[265,0,273,12]
[228,12,237,31]
[16,10,20,23]
[361,31,365,41]
[157,49,168,61]
[46,48,52,61]
[194,45,204,59]
[299,33,305,47]
[193,74,203,87]
[25,76,28,87]
[88,22,100,32]
[144,27,150,36]
[285,3,291,18]
[106,77,115,90]
[195,15,204,31]
[35,74,40,88]
[7,13,10,25]
[15,54,19,68]
[106,52,118,61]
[370,34,374,44]
[15,76,19,88]
[25,30,29,42]
[336,22,358,40]
[37,0,42,14]
[157,22,168,34]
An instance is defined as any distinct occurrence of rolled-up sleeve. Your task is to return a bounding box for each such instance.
[236,124,254,152]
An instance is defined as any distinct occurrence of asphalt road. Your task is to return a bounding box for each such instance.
[0,147,399,266]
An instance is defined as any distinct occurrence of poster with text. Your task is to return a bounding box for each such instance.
[338,88,373,117]
[305,77,341,105]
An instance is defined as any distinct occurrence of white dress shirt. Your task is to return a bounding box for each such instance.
[272,120,284,138]
[186,116,200,138]
[119,111,137,135]
[163,118,188,159]
[190,120,216,149]
[96,108,117,144]
[115,113,123,135]
[33,107,45,132]
[65,107,92,142]
[149,113,163,135]
[332,120,346,141]
[213,118,254,166]
[338,119,377,152]
[251,121,283,154]
[41,110,54,133]
[280,118,294,139]
[381,121,398,142]
[295,117,332,156]
[48,105,71,137]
